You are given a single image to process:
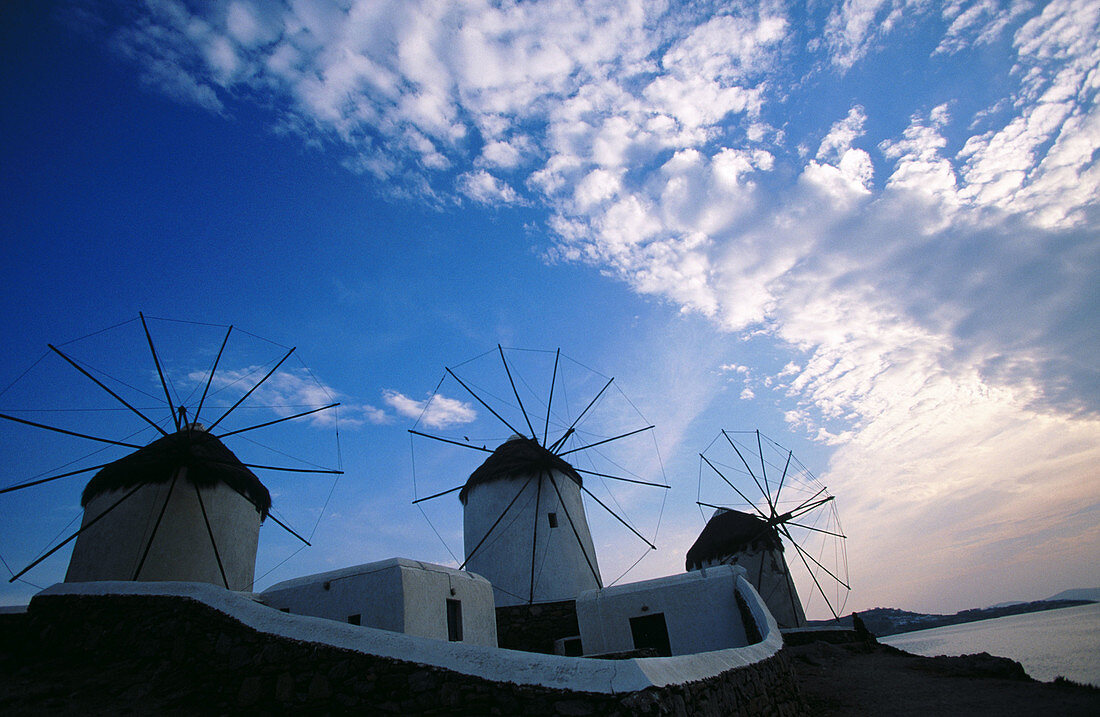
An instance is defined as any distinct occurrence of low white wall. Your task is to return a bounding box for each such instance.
[261,558,497,647]
[576,565,755,656]
[36,579,783,693]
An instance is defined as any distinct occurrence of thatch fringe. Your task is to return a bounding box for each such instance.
[460,436,582,505]
[82,429,271,517]
[685,510,782,571]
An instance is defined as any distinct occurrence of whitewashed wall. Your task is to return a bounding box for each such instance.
[261,558,497,647]
[463,470,600,607]
[65,478,261,591]
[576,565,766,656]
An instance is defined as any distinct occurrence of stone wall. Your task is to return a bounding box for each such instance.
[1,591,807,715]
[496,599,580,654]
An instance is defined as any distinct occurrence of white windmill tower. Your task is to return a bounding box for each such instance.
[64,424,271,590]
[0,314,342,593]
[460,434,601,606]
[409,346,668,609]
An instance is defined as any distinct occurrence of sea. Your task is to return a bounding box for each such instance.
[881,602,1100,687]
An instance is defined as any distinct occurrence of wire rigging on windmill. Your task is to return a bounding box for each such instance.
[408,345,670,607]
[0,314,344,593]
[691,428,850,627]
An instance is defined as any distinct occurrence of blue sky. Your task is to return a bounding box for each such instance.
[1,0,1097,616]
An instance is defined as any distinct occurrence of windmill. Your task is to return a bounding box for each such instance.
[0,314,343,596]
[690,429,849,627]
[409,346,669,607]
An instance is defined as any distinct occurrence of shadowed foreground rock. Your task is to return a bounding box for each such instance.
[787,640,1100,716]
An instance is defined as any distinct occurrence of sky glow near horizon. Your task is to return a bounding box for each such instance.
[0,0,1097,616]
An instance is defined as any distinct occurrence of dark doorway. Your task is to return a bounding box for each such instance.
[629,613,671,656]
[447,599,463,642]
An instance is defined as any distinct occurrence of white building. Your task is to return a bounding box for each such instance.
[260,558,498,647]
[685,509,807,628]
[575,565,767,656]
[65,428,267,591]
[461,435,601,607]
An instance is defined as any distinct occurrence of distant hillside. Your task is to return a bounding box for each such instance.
[811,599,1095,637]
[1045,587,1100,602]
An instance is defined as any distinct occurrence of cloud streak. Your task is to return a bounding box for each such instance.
[383,389,477,429]
[189,366,388,429]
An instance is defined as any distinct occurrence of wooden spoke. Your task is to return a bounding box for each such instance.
[550,376,613,452]
[499,345,536,440]
[194,325,232,424]
[140,312,178,431]
[700,454,768,519]
[574,467,669,489]
[557,424,654,456]
[48,344,168,436]
[0,463,113,495]
[206,346,295,431]
[408,430,493,453]
[543,349,559,446]
[0,413,143,449]
[459,477,532,570]
[194,482,229,589]
[445,367,526,439]
[9,483,145,583]
[547,475,602,587]
[216,402,339,439]
[579,484,656,550]
[411,485,463,504]
[723,430,772,516]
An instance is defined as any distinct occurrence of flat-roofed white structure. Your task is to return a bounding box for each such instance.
[260,558,497,647]
[575,565,767,657]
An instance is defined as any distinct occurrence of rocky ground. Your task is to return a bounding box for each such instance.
[786,639,1100,716]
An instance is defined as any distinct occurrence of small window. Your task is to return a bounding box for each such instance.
[347,614,361,626]
[447,599,463,642]
[548,512,558,528]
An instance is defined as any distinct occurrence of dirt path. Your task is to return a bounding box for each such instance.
[787,640,1100,716]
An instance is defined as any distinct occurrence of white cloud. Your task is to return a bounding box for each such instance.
[880,108,962,223]
[956,0,1100,227]
[822,0,929,70]
[185,366,378,428]
[383,390,477,429]
[573,168,621,209]
[478,140,523,169]
[225,1,274,48]
[456,169,520,204]
[935,0,1031,55]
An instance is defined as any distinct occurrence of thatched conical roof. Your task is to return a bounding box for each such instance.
[685,509,782,570]
[81,427,270,517]
[459,435,582,505]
